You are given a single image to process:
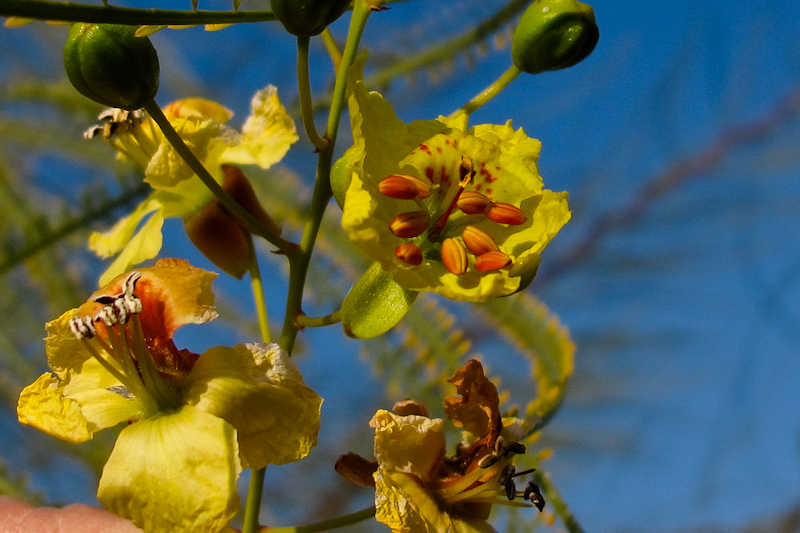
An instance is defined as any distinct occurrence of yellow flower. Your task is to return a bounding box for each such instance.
[86,86,298,284]
[17,259,322,533]
[336,57,571,302]
[337,360,544,533]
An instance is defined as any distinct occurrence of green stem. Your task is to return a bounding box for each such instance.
[297,35,329,151]
[533,470,584,533]
[279,0,372,354]
[143,101,296,256]
[264,506,376,533]
[242,468,267,533]
[247,234,272,343]
[321,27,343,69]
[0,0,274,25]
[295,310,341,328]
[457,64,521,116]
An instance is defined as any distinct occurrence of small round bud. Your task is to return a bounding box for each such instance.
[64,24,160,110]
[511,0,599,74]
[270,0,351,36]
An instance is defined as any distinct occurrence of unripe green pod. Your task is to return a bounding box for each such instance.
[270,0,351,36]
[64,23,159,110]
[512,0,599,74]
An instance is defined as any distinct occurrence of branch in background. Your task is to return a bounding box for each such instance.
[537,84,800,286]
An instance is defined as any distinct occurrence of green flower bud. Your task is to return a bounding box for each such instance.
[270,0,351,36]
[512,0,599,74]
[64,23,159,110]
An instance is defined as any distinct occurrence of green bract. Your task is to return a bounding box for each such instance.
[511,0,599,74]
[270,0,351,36]
[64,23,159,110]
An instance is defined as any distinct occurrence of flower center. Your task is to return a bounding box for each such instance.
[68,271,180,414]
[437,437,545,512]
[380,153,528,275]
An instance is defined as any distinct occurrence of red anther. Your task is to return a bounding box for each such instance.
[474,251,512,272]
[378,174,432,200]
[457,191,492,215]
[485,203,527,225]
[441,238,468,275]
[462,226,500,256]
[394,242,423,266]
[389,211,430,238]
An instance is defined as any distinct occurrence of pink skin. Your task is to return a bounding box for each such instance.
[0,496,143,533]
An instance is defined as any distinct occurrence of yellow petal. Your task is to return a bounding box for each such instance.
[221,85,298,169]
[98,405,241,533]
[63,358,146,431]
[17,373,92,443]
[145,119,231,189]
[97,209,164,287]
[89,194,165,259]
[370,409,445,479]
[184,343,322,469]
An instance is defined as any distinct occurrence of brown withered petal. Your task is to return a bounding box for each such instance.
[378,174,432,200]
[392,399,430,417]
[462,225,500,256]
[474,251,512,272]
[441,238,468,275]
[389,211,430,238]
[457,191,492,215]
[394,242,423,266]
[334,453,378,488]
[484,202,527,225]
[221,164,282,237]
[185,202,250,279]
[444,359,503,453]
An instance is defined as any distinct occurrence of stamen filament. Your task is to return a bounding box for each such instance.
[129,314,181,409]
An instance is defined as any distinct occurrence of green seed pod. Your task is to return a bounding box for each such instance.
[341,262,418,339]
[64,23,159,110]
[512,0,599,74]
[270,0,351,36]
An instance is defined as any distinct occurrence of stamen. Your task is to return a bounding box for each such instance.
[474,251,512,272]
[485,202,527,225]
[428,156,476,241]
[523,481,545,511]
[93,306,118,327]
[457,191,492,215]
[503,442,527,456]
[389,211,430,238]
[462,226,500,256]
[498,464,516,486]
[69,316,96,339]
[378,174,432,200]
[441,238,468,275]
[395,243,423,266]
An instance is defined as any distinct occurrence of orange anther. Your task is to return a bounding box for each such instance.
[474,250,512,272]
[457,191,492,215]
[461,225,500,256]
[395,242,423,266]
[441,238,468,275]
[485,202,527,225]
[378,174,431,200]
[389,211,430,238]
